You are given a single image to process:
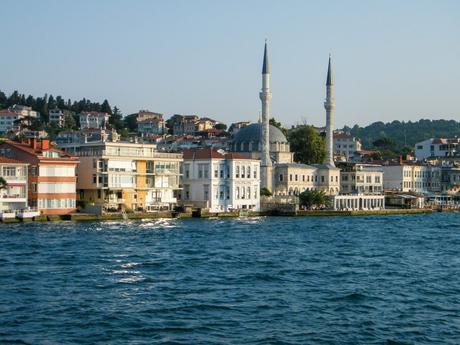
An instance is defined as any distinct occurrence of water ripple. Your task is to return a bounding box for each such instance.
[1,213,460,344]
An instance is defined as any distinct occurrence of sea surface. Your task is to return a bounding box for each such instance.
[1,214,460,344]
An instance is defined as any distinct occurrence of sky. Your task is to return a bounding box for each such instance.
[1,0,459,128]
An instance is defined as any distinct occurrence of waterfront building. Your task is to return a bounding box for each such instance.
[60,140,182,212]
[181,148,260,212]
[137,111,165,136]
[0,139,78,215]
[172,115,199,136]
[414,138,459,161]
[333,132,362,161]
[0,157,28,211]
[381,162,441,194]
[79,111,110,130]
[337,162,383,194]
[332,194,385,211]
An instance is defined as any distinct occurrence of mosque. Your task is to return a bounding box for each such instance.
[231,42,340,196]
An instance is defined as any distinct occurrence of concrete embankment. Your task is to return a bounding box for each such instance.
[0,208,435,224]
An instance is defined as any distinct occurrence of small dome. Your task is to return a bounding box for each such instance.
[233,123,287,145]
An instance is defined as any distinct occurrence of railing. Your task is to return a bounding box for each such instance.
[74,149,182,159]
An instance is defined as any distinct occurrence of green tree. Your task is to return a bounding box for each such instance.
[299,190,330,210]
[123,113,138,132]
[109,106,123,130]
[0,176,7,190]
[101,99,112,114]
[214,123,227,131]
[269,117,288,137]
[260,187,273,197]
[288,126,326,164]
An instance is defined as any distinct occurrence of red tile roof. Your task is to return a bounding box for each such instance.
[0,156,25,164]
[1,140,78,161]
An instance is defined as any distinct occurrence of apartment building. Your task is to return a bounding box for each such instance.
[79,111,110,129]
[337,162,383,194]
[49,109,65,127]
[60,141,182,212]
[0,110,22,134]
[9,104,39,118]
[181,148,260,212]
[137,111,165,136]
[381,163,441,194]
[0,157,28,211]
[333,132,362,161]
[414,138,459,160]
[0,139,78,214]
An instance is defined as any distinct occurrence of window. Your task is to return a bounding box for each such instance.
[321,176,325,182]
[295,174,298,181]
[236,187,240,199]
[30,166,38,176]
[2,167,16,176]
[279,174,283,182]
[32,183,37,193]
[247,166,251,178]
[290,174,293,181]
[214,168,218,178]
[253,167,257,179]
[242,166,245,179]
[93,174,97,184]
[236,166,240,178]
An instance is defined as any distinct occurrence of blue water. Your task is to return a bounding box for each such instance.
[1,214,460,344]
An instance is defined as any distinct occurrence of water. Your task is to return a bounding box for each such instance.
[1,214,460,344]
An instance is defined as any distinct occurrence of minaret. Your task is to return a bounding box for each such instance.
[259,41,273,191]
[324,55,335,167]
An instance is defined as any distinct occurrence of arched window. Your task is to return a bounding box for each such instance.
[242,166,245,178]
[236,166,240,178]
[247,166,251,178]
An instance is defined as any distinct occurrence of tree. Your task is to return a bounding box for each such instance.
[260,187,272,197]
[214,123,227,131]
[63,112,77,130]
[123,113,138,132]
[0,177,7,190]
[288,126,326,164]
[0,91,7,108]
[101,99,112,115]
[269,117,288,137]
[299,190,330,210]
[109,106,123,130]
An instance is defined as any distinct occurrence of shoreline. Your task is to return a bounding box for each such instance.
[0,208,439,224]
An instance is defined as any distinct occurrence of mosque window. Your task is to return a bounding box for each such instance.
[321,176,325,183]
[247,166,251,178]
[295,175,298,181]
[279,174,283,182]
[290,174,292,181]
[236,166,240,178]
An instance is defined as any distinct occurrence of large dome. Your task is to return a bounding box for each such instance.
[233,123,288,145]
[232,123,289,153]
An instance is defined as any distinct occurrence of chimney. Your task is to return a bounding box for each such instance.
[31,138,38,150]
[41,139,50,150]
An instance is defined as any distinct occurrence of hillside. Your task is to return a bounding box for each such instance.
[343,119,460,149]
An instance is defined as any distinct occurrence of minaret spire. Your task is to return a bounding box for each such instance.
[262,40,270,74]
[259,40,273,192]
[324,54,335,167]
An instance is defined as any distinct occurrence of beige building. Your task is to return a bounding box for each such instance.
[273,163,340,196]
[382,163,441,194]
[338,163,383,194]
[60,141,182,212]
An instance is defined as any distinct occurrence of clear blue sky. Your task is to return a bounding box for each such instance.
[1,0,459,128]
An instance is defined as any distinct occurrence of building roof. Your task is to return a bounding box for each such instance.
[183,148,254,160]
[233,123,287,145]
[1,140,77,161]
[0,156,26,165]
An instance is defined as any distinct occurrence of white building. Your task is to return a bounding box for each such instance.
[49,109,65,127]
[334,132,362,161]
[9,105,39,118]
[182,148,260,212]
[79,112,110,129]
[338,162,383,194]
[414,138,459,161]
[382,163,441,194]
[0,157,28,211]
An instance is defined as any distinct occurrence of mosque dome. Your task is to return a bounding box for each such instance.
[232,123,289,153]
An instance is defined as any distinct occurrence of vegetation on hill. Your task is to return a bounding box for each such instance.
[0,89,124,134]
[344,119,460,150]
